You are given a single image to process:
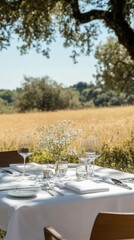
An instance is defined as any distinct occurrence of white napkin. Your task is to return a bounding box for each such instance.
[10,162,46,173]
[64,180,109,194]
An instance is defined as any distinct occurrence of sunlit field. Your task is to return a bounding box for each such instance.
[0,105,134,151]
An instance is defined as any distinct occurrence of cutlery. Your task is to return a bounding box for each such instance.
[50,187,64,196]
[41,186,64,196]
[41,187,55,196]
[97,176,133,190]
[111,178,132,190]
[46,189,55,197]
[119,178,134,183]
[0,168,13,174]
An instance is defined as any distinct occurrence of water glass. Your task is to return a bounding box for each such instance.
[76,164,88,181]
[56,161,68,177]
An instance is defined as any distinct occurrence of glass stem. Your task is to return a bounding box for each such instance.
[23,156,26,176]
[92,161,95,179]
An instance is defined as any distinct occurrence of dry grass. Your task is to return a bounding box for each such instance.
[0,105,134,150]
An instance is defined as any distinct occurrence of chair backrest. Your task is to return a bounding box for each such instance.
[90,212,134,240]
[0,150,29,167]
[44,212,134,240]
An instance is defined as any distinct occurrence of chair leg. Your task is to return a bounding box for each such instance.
[44,226,64,240]
[44,228,52,240]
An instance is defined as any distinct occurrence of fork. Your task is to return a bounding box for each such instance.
[41,186,55,196]
[41,185,64,196]
[50,187,64,196]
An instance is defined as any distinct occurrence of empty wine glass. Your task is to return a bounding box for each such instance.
[17,135,33,179]
[85,137,101,179]
[78,139,91,175]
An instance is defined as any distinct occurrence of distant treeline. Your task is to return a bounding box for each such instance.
[0,76,134,113]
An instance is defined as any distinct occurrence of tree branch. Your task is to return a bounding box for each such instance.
[110,0,125,20]
[2,0,23,10]
[68,0,107,23]
[68,0,134,59]
[104,1,134,59]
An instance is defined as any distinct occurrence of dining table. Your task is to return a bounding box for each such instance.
[0,163,134,240]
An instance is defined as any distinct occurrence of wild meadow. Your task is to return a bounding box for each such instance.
[0,105,133,151]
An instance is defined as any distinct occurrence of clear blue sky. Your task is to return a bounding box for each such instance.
[0,32,108,90]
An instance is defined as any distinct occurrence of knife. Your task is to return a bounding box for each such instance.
[111,178,132,190]
[0,168,13,174]
[119,178,134,183]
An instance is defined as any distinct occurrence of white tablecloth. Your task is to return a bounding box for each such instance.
[0,165,134,240]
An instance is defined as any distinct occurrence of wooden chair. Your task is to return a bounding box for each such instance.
[0,150,29,167]
[44,226,64,240]
[44,212,134,240]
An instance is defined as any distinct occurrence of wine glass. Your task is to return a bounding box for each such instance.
[85,137,101,179]
[78,139,91,175]
[17,135,33,179]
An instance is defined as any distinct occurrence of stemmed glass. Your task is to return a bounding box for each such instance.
[78,139,91,175]
[17,135,33,179]
[85,137,101,179]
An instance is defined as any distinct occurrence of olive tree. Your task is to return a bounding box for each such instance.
[0,0,134,61]
[15,76,80,111]
[94,37,134,93]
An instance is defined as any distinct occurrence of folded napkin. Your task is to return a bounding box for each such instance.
[10,163,46,173]
[64,180,109,194]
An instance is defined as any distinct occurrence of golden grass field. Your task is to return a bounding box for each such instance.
[0,105,134,150]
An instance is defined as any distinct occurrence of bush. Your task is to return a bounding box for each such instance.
[96,131,134,173]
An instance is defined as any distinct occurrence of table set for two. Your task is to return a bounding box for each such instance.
[0,162,134,240]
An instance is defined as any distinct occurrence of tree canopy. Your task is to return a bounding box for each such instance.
[15,76,80,112]
[0,76,134,113]
[0,0,134,61]
[94,37,134,93]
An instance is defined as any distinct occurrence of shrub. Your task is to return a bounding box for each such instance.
[96,131,134,173]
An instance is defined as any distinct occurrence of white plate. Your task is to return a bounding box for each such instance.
[7,189,36,198]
